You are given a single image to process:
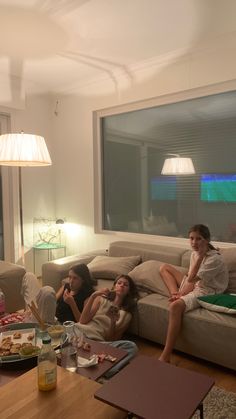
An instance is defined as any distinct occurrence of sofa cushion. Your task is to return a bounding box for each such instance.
[197,293,236,314]
[181,250,191,268]
[129,260,187,296]
[227,272,236,293]
[109,241,187,266]
[87,255,141,279]
[220,248,236,272]
[220,248,236,293]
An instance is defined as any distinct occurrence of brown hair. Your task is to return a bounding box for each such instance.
[188,224,217,250]
[112,274,139,312]
[69,263,94,293]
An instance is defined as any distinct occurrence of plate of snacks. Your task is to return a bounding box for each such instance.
[0,323,41,364]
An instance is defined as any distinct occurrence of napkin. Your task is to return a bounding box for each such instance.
[77,354,98,368]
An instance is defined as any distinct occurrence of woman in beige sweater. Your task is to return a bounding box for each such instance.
[76,274,139,377]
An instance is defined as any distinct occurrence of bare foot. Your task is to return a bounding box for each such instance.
[158,354,170,363]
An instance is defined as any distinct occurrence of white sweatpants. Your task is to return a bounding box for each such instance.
[21,272,56,324]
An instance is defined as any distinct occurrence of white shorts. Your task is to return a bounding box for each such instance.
[179,276,207,312]
[180,290,202,312]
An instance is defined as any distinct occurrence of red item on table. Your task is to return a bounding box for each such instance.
[0,312,24,326]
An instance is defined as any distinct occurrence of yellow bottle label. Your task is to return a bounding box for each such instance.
[38,361,57,391]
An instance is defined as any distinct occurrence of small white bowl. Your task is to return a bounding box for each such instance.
[47,325,65,340]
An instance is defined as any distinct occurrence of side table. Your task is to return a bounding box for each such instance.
[33,243,66,273]
[95,355,215,419]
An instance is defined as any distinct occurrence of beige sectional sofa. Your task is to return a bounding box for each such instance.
[42,240,236,371]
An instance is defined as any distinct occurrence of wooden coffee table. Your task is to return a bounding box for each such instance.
[0,365,126,419]
[1,337,127,386]
[58,337,128,381]
[77,338,127,380]
[95,355,215,419]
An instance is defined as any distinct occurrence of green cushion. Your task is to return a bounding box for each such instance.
[197,294,236,314]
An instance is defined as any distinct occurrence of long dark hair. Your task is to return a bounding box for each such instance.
[112,274,139,313]
[69,263,94,294]
[188,224,217,250]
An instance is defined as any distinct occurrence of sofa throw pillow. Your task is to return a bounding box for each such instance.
[227,272,236,294]
[197,294,236,314]
[129,260,187,297]
[87,255,141,279]
[220,248,236,272]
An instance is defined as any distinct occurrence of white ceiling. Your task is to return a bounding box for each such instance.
[0,0,236,94]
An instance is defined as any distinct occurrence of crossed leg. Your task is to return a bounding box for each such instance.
[159,263,185,296]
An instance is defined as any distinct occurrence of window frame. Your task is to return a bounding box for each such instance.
[93,79,236,247]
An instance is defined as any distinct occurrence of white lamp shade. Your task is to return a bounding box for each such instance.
[0,133,52,166]
[161,157,195,175]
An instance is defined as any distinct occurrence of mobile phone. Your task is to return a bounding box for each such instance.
[64,283,71,292]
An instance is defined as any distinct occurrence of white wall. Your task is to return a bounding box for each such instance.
[51,39,236,257]
[2,26,236,272]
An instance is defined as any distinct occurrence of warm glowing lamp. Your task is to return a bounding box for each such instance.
[161,154,195,175]
[0,132,52,263]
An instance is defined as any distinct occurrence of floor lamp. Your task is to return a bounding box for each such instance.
[161,154,195,175]
[0,132,52,264]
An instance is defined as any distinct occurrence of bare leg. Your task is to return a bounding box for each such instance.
[159,264,185,296]
[159,299,186,362]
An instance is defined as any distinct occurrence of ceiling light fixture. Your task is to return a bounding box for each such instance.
[161,154,195,175]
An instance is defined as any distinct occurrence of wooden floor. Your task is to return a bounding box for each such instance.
[129,335,236,394]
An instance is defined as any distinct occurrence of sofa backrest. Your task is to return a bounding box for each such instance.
[109,240,236,293]
[109,241,188,266]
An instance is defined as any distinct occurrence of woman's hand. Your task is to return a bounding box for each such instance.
[63,289,74,305]
[91,288,110,299]
[197,240,209,257]
[169,292,181,302]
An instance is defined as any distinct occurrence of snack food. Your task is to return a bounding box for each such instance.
[0,329,39,358]
[82,342,91,352]
[0,313,24,326]
[27,332,35,341]
[13,332,21,339]
[105,354,117,363]
[19,344,40,357]
[0,339,40,357]
[47,325,64,339]
[10,343,21,354]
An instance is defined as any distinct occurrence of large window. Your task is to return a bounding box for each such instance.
[97,87,236,243]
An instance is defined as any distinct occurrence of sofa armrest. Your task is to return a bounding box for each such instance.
[0,261,26,312]
[42,249,107,291]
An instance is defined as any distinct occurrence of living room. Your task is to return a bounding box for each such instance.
[1,1,236,271]
[0,1,236,416]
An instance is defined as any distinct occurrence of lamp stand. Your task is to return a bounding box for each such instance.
[19,167,25,265]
